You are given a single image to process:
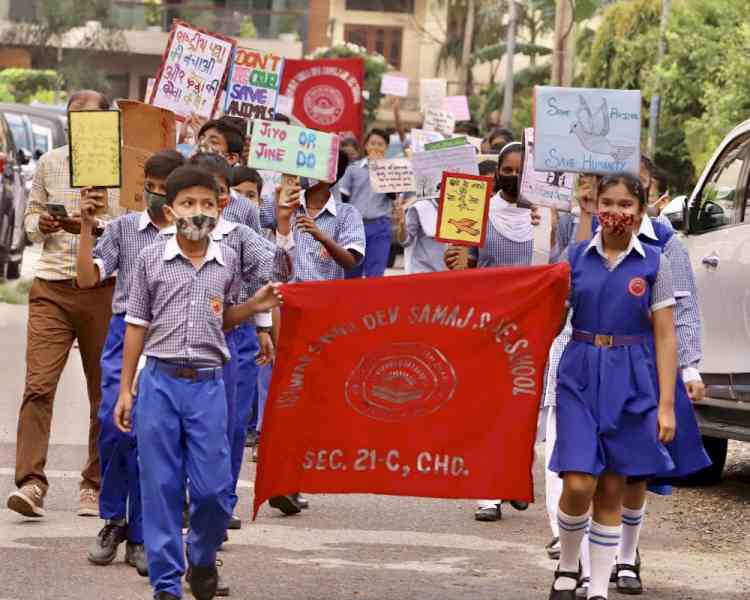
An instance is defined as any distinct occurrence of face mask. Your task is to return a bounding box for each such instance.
[166,207,217,241]
[144,189,168,217]
[496,174,519,199]
[598,211,636,236]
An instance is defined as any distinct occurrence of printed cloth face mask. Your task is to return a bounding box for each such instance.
[167,206,218,241]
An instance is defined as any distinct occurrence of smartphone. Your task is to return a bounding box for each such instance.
[46,203,68,219]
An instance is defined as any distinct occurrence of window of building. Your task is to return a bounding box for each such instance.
[345,0,415,13]
[344,25,402,69]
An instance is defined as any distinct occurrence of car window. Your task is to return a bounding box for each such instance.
[5,113,32,151]
[690,133,750,233]
[31,124,52,155]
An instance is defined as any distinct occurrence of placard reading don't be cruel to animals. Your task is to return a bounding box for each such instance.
[534,86,641,176]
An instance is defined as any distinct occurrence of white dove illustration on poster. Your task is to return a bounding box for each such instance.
[534,86,641,175]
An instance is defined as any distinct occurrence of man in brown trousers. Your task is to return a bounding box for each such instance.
[6,90,122,518]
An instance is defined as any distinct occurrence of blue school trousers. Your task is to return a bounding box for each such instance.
[137,358,231,599]
[346,216,391,278]
[97,314,142,542]
[230,323,259,511]
[255,363,273,433]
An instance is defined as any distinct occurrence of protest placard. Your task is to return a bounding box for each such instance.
[224,47,284,120]
[435,172,493,247]
[119,101,177,211]
[419,78,447,112]
[410,129,443,153]
[424,137,466,152]
[423,108,456,136]
[248,120,340,182]
[465,136,483,151]
[68,110,121,189]
[149,20,235,119]
[144,78,155,103]
[534,86,641,175]
[276,94,294,117]
[368,158,416,193]
[380,74,409,97]
[411,145,478,199]
[442,95,471,121]
[520,128,575,212]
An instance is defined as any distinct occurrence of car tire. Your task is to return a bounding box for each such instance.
[6,260,21,280]
[674,436,728,487]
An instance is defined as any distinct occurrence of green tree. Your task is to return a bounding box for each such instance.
[307,44,388,131]
[0,69,61,103]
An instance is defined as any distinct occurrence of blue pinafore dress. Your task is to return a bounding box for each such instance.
[549,240,675,477]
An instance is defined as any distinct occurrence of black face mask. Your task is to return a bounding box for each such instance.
[496,174,519,199]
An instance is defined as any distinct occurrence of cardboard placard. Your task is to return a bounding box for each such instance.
[119,100,177,211]
[368,158,416,193]
[224,47,284,121]
[442,95,471,121]
[380,74,409,97]
[410,128,443,153]
[149,20,235,119]
[68,110,121,189]
[248,120,340,182]
[534,85,641,175]
[423,108,456,136]
[419,78,447,113]
[520,128,575,211]
[435,172,493,247]
[425,136,467,152]
[411,145,478,199]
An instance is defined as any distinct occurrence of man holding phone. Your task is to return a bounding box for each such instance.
[6,90,122,519]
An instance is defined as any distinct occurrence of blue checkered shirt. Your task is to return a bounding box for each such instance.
[402,200,447,274]
[93,211,161,314]
[125,236,241,367]
[471,222,534,268]
[276,192,366,282]
[223,189,261,233]
[338,158,393,221]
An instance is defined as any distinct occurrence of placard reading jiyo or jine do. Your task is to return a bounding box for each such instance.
[534,86,641,175]
[520,128,576,212]
[435,172,493,247]
[68,110,122,189]
[149,20,235,119]
[368,158,416,193]
[249,120,340,182]
[224,47,284,120]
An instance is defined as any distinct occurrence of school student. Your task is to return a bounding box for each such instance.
[268,150,365,514]
[394,193,446,274]
[230,166,264,209]
[76,150,185,576]
[186,153,287,538]
[113,166,282,600]
[548,174,678,600]
[338,128,394,278]
[444,142,538,521]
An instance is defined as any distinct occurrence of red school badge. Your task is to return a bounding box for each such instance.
[210,297,223,316]
[628,277,646,297]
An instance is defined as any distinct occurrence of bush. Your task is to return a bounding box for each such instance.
[0,68,60,104]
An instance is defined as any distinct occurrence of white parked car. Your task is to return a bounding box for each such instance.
[679,118,750,482]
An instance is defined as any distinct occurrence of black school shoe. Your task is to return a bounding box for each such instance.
[87,522,128,565]
[269,494,302,515]
[615,561,643,595]
[548,569,580,600]
[125,542,148,577]
[186,559,219,600]
[611,548,641,584]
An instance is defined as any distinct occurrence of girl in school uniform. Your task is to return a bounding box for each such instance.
[445,142,537,521]
[339,128,395,278]
[548,174,677,600]
[394,193,446,274]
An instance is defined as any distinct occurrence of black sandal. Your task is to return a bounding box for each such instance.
[615,561,643,595]
[548,569,580,600]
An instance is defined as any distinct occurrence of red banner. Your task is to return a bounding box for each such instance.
[253,264,569,518]
[279,58,365,141]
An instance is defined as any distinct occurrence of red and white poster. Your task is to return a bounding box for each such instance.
[253,264,569,517]
[280,58,365,141]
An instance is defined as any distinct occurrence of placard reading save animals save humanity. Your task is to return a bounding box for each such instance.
[224,47,284,120]
[534,86,641,175]
[248,120,340,182]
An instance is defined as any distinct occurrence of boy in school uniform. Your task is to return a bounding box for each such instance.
[114,166,283,600]
[268,150,366,514]
[76,150,185,575]
[185,153,288,537]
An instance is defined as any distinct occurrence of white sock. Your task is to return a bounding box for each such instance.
[554,507,589,591]
[580,526,591,579]
[588,521,621,599]
[618,503,645,577]
[477,499,501,510]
